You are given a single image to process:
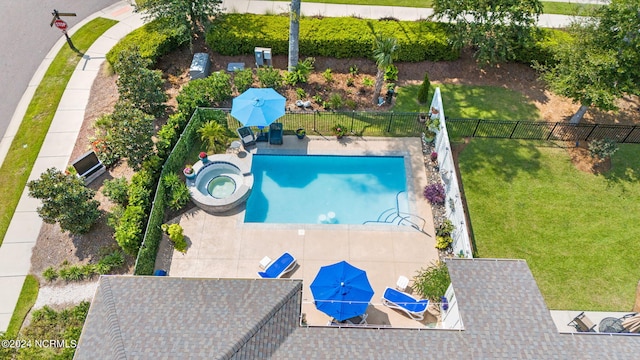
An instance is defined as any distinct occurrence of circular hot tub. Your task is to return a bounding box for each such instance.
[187,157,253,214]
[207,175,236,199]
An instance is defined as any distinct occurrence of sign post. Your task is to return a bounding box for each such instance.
[50,9,77,52]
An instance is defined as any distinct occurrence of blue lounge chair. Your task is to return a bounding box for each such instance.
[269,122,283,145]
[381,287,429,320]
[236,126,256,148]
[258,252,297,279]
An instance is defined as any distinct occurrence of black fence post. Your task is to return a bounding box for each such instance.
[546,122,558,140]
[472,119,481,137]
[509,121,520,139]
[387,112,394,133]
[313,111,317,132]
[584,124,598,141]
[350,111,355,134]
[621,125,636,143]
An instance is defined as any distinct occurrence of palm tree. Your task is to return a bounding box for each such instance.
[372,36,398,104]
[288,0,301,71]
[197,120,227,153]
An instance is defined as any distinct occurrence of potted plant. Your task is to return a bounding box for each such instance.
[296,128,306,139]
[331,124,347,139]
[198,151,209,164]
[183,165,196,180]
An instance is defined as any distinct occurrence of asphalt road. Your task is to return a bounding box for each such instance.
[0,0,120,140]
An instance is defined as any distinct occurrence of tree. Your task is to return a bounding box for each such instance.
[539,0,640,123]
[417,72,431,104]
[27,168,100,235]
[99,102,155,170]
[113,46,167,117]
[371,34,398,104]
[135,0,223,43]
[432,0,543,66]
[288,0,301,71]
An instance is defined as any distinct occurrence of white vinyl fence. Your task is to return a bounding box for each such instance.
[431,87,473,259]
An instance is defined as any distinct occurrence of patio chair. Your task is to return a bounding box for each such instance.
[236,126,256,148]
[269,122,283,145]
[568,312,596,332]
[381,287,429,321]
[257,252,297,279]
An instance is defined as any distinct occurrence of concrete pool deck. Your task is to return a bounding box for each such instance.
[155,135,439,328]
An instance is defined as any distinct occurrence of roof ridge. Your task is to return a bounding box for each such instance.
[100,277,127,360]
[224,280,303,359]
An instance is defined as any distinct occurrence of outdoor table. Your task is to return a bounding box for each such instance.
[599,317,628,333]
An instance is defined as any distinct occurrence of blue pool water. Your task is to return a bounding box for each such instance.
[244,155,407,224]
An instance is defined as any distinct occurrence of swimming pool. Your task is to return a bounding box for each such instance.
[244,155,407,224]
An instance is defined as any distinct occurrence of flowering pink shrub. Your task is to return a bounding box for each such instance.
[424,183,445,205]
[430,151,438,162]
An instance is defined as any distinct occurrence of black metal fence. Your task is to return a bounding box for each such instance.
[205,108,640,143]
[446,119,640,143]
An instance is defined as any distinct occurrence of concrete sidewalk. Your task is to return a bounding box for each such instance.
[0,1,143,332]
[222,0,587,28]
[0,0,590,333]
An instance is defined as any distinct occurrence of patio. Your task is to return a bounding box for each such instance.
[155,135,439,328]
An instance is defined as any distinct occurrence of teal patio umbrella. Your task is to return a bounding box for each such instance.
[231,88,286,127]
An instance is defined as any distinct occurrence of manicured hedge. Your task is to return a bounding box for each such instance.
[106,19,187,67]
[207,14,459,62]
[513,28,573,66]
[134,109,222,275]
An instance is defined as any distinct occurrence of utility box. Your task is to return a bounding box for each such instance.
[254,47,272,67]
[189,53,210,80]
[71,151,106,185]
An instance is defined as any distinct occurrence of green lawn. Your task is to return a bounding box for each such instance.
[0,18,118,247]
[394,83,541,121]
[459,139,640,310]
[302,0,602,16]
[4,275,39,337]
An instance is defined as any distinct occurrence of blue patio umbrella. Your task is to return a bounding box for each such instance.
[231,88,286,127]
[310,261,374,322]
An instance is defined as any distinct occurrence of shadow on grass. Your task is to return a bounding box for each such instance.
[603,144,640,187]
[458,138,543,183]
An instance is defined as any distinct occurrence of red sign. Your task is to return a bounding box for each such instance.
[54,19,68,31]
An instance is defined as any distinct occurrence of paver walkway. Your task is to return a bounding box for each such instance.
[0,0,592,332]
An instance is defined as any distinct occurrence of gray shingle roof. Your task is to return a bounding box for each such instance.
[75,260,640,360]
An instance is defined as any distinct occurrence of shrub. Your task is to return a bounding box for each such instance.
[588,138,618,159]
[257,66,284,89]
[198,120,228,153]
[327,93,344,110]
[176,72,233,117]
[312,94,323,104]
[163,172,191,211]
[233,68,254,93]
[97,250,125,271]
[284,57,315,86]
[384,64,398,82]
[115,205,146,256]
[346,77,355,87]
[362,77,374,87]
[156,113,187,158]
[413,261,451,301]
[513,28,573,67]
[417,72,431,104]
[43,267,58,282]
[349,64,359,76]
[64,266,84,281]
[107,19,188,67]
[162,223,187,253]
[435,219,455,250]
[207,14,458,62]
[322,68,334,83]
[102,177,129,206]
[345,99,357,110]
[295,87,307,99]
[430,151,438,162]
[424,183,445,205]
[128,170,154,209]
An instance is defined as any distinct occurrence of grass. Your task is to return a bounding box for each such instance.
[4,275,39,337]
[301,0,602,16]
[458,139,640,310]
[394,83,541,121]
[0,18,118,247]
